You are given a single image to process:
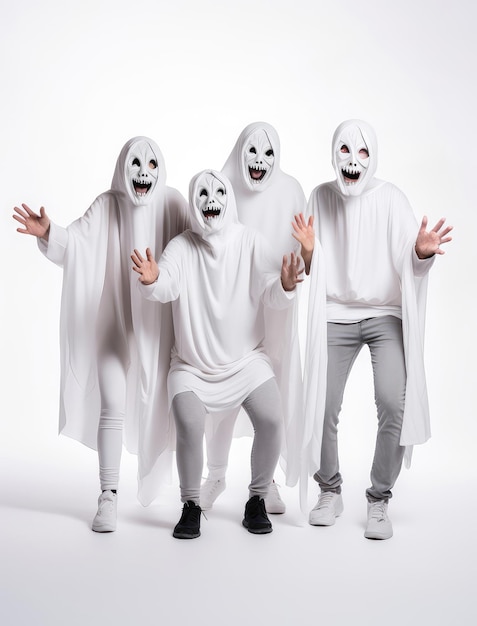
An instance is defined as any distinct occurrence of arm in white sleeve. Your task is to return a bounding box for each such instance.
[262,276,296,309]
[137,240,182,303]
[412,246,435,277]
[37,221,68,267]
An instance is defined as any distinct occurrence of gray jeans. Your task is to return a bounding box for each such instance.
[314,316,406,502]
[172,378,283,504]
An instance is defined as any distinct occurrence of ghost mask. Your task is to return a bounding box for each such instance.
[125,140,159,205]
[195,172,228,232]
[243,129,275,188]
[332,120,377,197]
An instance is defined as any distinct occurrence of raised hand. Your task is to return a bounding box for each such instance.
[415,216,453,259]
[13,204,50,239]
[131,248,159,285]
[292,212,315,274]
[281,251,304,292]
[292,212,315,252]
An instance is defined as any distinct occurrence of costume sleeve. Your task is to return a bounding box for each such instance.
[412,247,435,277]
[137,237,183,303]
[262,277,295,309]
[37,221,68,267]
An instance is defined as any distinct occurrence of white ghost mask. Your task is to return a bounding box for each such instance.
[124,140,160,205]
[243,129,275,188]
[194,172,228,232]
[332,120,378,196]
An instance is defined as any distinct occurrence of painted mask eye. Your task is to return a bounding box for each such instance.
[149,159,158,169]
[132,157,141,166]
[200,189,208,197]
[359,148,369,159]
[340,145,350,154]
[216,188,225,196]
[265,149,274,157]
[249,146,257,154]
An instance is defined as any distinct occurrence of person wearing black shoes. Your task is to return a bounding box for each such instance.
[243,495,273,534]
[173,501,203,539]
[131,170,303,539]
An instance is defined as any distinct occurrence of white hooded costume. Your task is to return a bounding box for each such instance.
[303,119,434,481]
[138,169,295,407]
[38,136,189,505]
[210,121,306,485]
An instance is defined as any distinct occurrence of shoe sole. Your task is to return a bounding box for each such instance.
[173,530,201,539]
[309,507,344,526]
[92,524,116,533]
[242,520,273,534]
[364,530,393,540]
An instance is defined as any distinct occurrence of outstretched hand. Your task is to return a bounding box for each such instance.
[131,248,159,285]
[13,204,50,239]
[415,216,453,259]
[281,251,304,292]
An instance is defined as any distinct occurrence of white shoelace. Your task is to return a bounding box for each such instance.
[316,492,337,509]
[369,501,388,521]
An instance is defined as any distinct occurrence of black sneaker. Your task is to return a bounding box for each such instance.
[242,495,273,534]
[173,501,202,539]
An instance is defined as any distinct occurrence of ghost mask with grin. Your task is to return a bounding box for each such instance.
[111,137,165,207]
[190,170,238,241]
[332,120,378,197]
[242,128,276,191]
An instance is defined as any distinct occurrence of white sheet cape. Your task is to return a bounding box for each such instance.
[221,122,306,485]
[139,170,295,416]
[38,137,189,505]
[304,120,435,483]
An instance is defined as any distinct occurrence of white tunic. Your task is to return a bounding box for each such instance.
[139,170,295,413]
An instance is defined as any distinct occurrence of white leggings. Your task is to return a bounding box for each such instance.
[172,378,283,504]
[96,297,129,492]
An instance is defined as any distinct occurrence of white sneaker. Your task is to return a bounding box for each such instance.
[264,481,286,514]
[92,490,117,532]
[365,500,393,540]
[309,492,343,526]
[200,478,226,511]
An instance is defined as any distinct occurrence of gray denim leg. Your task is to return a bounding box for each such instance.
[242,378,283,499]
[315,322,363,493]
[316,317,406,502]
[363,316,406,502]
[171,391,207,504]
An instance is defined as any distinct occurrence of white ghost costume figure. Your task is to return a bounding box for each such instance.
[137,170,296,507]
[139,170,295,405]
[202,122,306,488]
[303,119,435,495]
[38,136,189,506]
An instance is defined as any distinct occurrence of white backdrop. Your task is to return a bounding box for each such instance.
[1,1,475,625]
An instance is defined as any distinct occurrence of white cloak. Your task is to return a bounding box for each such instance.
[38,137,189,505]
[304,179,434,476]
[221,122,306,485]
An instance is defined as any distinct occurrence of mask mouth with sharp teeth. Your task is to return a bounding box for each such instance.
[341,166,362,184]
[133,178,153,197]
[243,129,275,188]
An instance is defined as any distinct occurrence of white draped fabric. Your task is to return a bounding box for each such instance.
[221,122,306,485]
[304,120,434,479]
[139,170,295,415]
[38,137,189,505]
